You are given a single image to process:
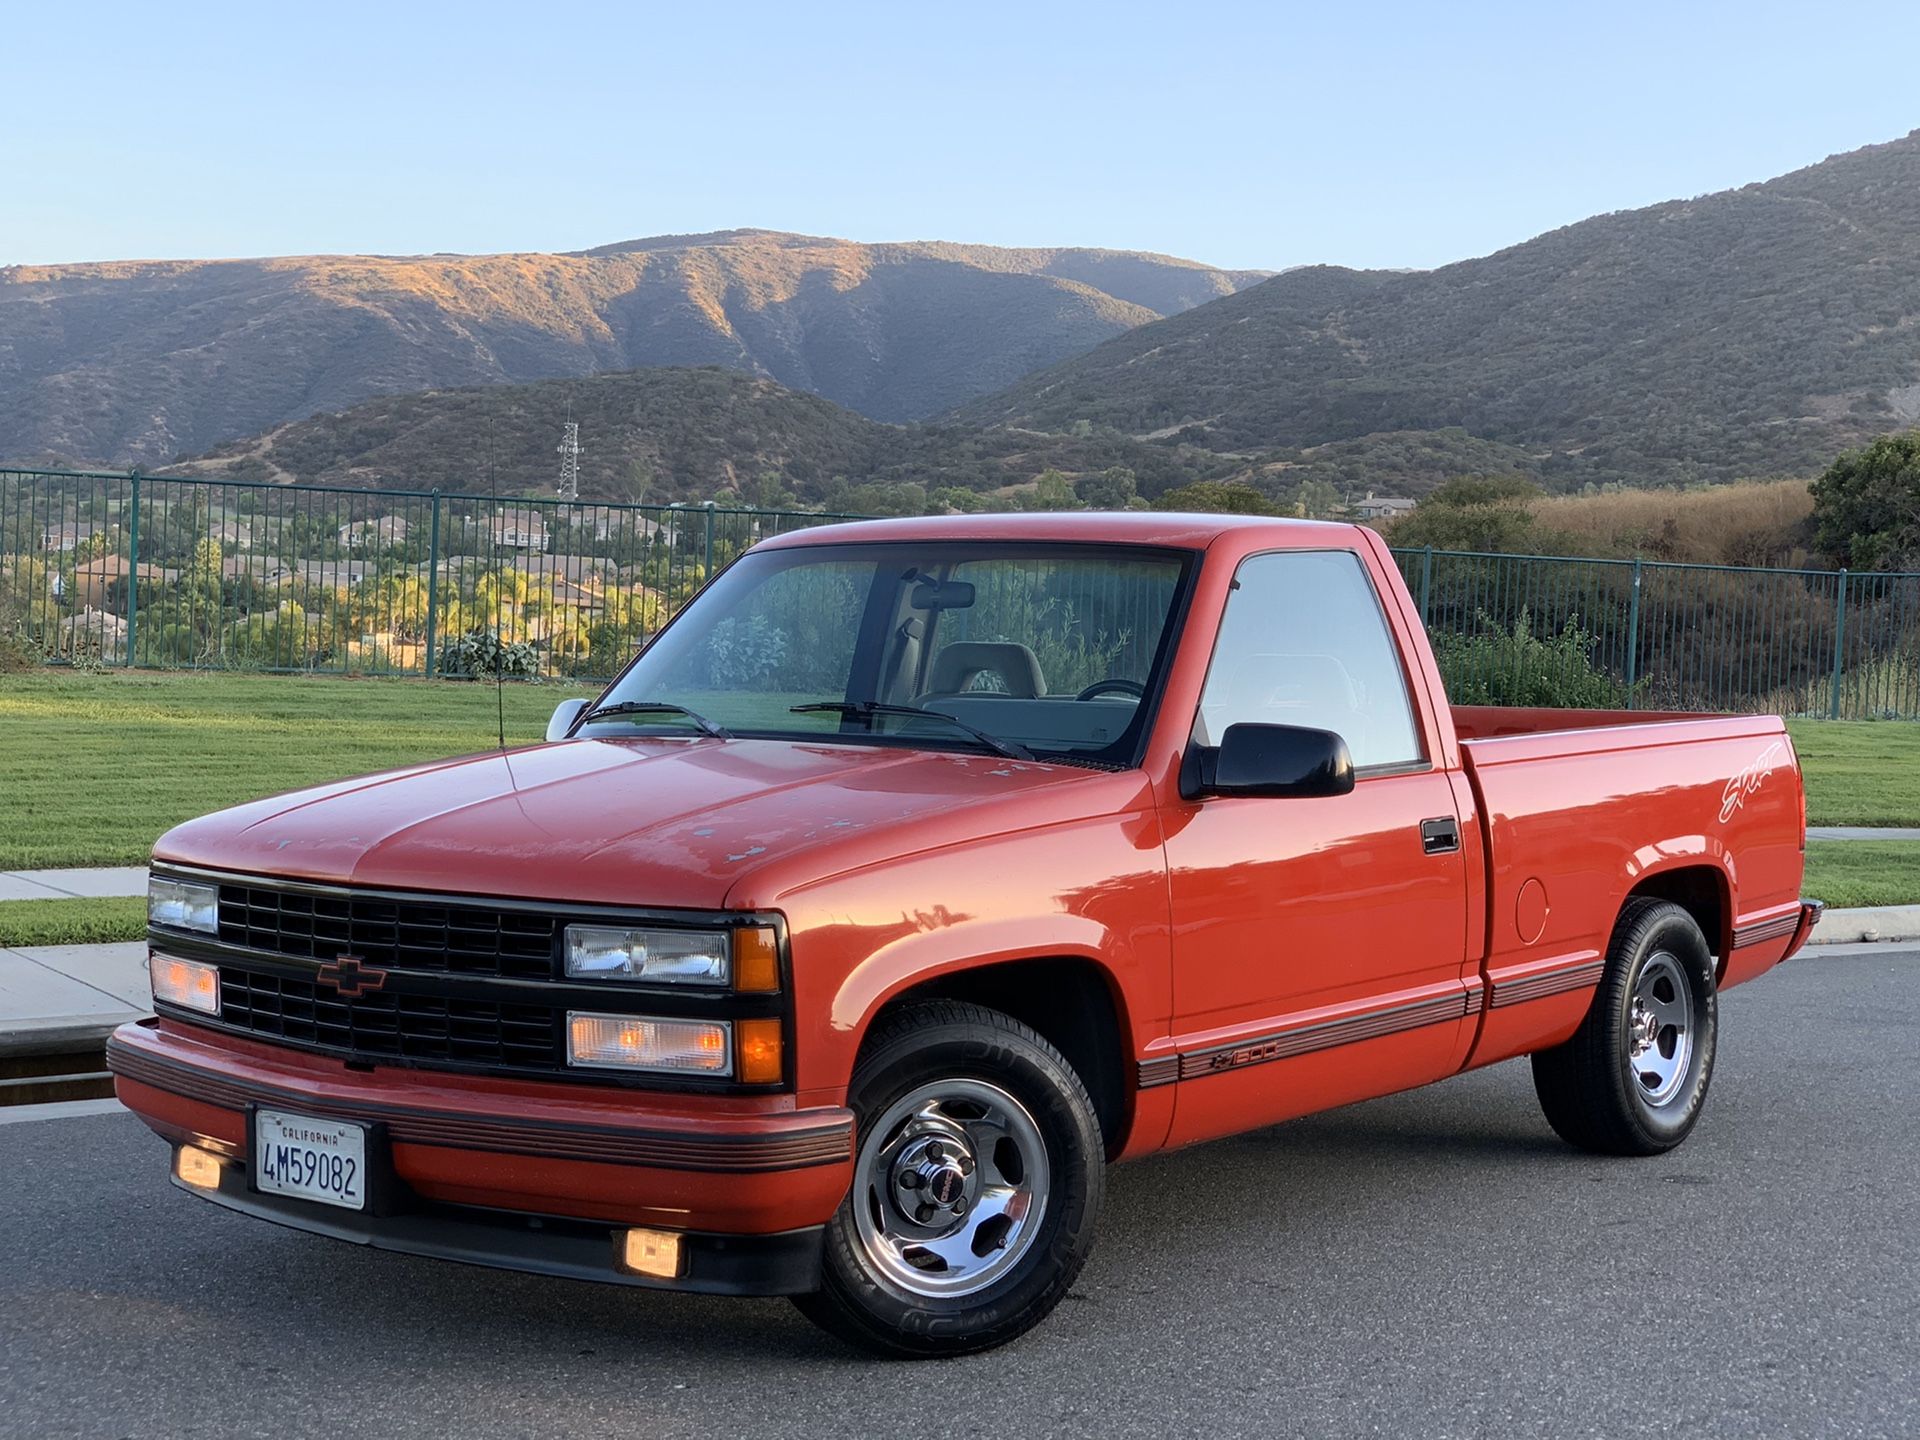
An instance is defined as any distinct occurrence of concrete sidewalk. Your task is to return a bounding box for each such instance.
[0,867,147,902]
[1808,826,1920,841]
[0,942,149,1054]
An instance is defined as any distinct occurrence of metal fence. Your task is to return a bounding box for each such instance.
[4,467,1919,717]
[1,468,864,682]
[1390,547,1920,720]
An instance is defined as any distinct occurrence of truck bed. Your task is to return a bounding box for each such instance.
[1453,707,1806,1069]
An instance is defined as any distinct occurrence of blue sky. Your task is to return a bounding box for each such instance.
[8,0,1920,272]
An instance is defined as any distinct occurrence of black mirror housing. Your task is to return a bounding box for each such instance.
[1182,723,1356,799]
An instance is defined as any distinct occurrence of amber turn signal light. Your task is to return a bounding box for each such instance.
[150,954,221,1015]
[731,926,780,992]
[735,1017,784,1084]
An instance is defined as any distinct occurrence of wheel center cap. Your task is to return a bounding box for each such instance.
[925,1164,967,1208]
[892,1132,976,1224]
[1630,1005,1659,1055]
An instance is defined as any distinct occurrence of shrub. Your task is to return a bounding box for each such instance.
[1432,610,1627,708]
[705,613,789,689]
[0,627,44,673]
[438,628,540,680]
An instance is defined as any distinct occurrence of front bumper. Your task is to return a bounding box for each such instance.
[108,1017,854,1295]
[170,1153,824,1294]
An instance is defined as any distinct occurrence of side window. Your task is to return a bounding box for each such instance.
[1195,550,1423,769]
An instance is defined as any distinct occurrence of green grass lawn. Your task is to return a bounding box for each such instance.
[0,896,145,948]
[1785,719,1920,828]
[1801,841,1920,910]
[1,674,1917,908]
[0,671,575,868]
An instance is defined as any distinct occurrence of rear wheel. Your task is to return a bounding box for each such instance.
[793,1000,1104,1357]
[1531,898,1718,1156]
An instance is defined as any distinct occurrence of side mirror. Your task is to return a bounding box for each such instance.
[1181,723,1355,800]
[546,698,592,742]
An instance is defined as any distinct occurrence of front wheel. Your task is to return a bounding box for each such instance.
[1531,898,1719,1156]
[793,1000,1104,1357]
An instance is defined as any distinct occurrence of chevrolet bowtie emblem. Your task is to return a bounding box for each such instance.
[315,955,387,1000]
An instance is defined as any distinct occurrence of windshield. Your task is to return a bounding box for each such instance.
[581,541,1194,766]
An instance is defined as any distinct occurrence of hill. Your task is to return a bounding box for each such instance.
[0,229,1265,467]
[956,132,1920,492]
[175,366,1237,508]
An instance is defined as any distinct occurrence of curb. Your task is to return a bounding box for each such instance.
[1806,904,1920,946]
[0,1014,138,1059]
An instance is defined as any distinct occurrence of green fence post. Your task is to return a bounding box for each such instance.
[423,490,442,677]
[702,503,716,583]
[1830,568,1849,720]
[125,472,142,667]
[1624,557,1642,708]
[1418,545,1433,624]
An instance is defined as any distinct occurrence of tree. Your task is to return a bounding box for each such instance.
[1074,466,1138,511]
[1291,478,1342,519]
[626,459,655,506]
[1388,474,1544,553]
[1811,430,1920,571]
[1020,469,1080,511]
[1151,481,1280,515]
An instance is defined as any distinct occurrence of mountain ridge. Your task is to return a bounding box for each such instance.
[0,230,1265,467]
[953,130,1920,491]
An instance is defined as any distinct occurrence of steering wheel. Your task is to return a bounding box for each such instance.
[1074,679,1145,702]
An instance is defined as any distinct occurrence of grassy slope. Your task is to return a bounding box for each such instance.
[0,671,570,868]
[0,675,1915,907]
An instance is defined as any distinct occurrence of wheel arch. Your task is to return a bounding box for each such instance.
[1624,861,1732,975]
[861,954,1134,1161]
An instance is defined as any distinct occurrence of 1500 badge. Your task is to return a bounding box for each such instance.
[1720,740,1785,824]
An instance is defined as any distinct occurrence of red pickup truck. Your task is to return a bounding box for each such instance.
[111,512,1820,1356]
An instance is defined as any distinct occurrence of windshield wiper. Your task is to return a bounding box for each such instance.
[578,700,733,739]
[790,701,1033,761]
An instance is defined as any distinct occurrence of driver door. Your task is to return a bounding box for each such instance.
[1159,548,1473,1146]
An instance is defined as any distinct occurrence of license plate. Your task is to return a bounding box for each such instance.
[254,1109,368,1211]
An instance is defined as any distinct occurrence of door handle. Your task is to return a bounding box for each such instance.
[1419,816,1461,855]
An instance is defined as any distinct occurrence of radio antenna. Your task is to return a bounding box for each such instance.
[489,418,506,752]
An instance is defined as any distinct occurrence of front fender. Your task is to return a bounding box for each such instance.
[769,812,1174,1107]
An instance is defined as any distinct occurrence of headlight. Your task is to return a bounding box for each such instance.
[567,1013,731,1073]
[564,925,749,986]
[149,876,219,935]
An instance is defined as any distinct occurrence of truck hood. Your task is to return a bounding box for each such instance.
[154,738,1132,910]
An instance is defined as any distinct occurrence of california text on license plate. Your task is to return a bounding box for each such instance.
[254,1109,368,1211]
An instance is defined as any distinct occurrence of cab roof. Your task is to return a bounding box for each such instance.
[756,510,1369,551]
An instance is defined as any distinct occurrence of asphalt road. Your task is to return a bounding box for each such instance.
[3,949,1915,1440]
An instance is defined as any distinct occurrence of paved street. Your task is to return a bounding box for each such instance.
[2,949,1914,1440]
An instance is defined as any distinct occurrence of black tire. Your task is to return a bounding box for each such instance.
[792,1000,1105,1358]
[1532,897,1718,1156]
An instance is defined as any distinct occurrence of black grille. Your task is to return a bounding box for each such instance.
[217,883,557,979]
[218,969,560,1070]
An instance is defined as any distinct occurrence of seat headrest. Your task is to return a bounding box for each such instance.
[927,641,1047,698]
